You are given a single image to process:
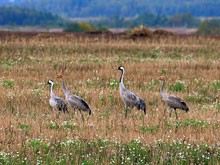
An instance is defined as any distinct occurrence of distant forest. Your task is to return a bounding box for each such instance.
[0,0,220,18]
[0,7,64,26]
[1,0,220,33]
[0,6,201,28]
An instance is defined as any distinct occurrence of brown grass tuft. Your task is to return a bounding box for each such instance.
[129,25,153,39]
[153,29,175,37]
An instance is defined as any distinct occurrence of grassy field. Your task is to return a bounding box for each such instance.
[0,32,220,164]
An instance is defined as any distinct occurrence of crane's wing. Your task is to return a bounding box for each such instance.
[120,87,145,113]
[167,94,188,110]
[68,94,91,111]
[74,95,90,109]
[121,88,140,107]
[168,95,186,105]
[54,97,68,111]
[124,89,139,101]
[127,92,138,101]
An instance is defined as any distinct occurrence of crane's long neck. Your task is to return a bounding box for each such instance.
[62,79,69,96]
[119,69,125,88]
[161,80,165,94]
[50,83,55,97]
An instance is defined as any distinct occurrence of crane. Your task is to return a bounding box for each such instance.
[47,80,68,113]
[159,76,189,120]
[56,74,92,120]
[118,66,146,117]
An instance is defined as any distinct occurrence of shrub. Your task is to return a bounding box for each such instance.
[64,22,96,32]
[130,25,153,38]
[80,22,96,31]
[97,26,109,31]
[197,19,220,35]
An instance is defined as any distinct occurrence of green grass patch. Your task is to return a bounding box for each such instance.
[174,118,209,128]
[109,78,119,89]
[49,121,59,130]
[169,81,185,92]
[144,80,159,91]
[186,95,212,104]
[62,121,76,131]
[1,79,15,89]
[1,138,220,164]
[211,81,220,92]
[166,51,182,59]
[139,48,163,59]
[141,125,158,134]
[0,60,17,68]
[19,123,30,133]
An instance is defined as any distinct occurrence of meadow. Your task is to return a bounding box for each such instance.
[0,32,220,164]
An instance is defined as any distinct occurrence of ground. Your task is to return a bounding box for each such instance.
[0,30,220,164]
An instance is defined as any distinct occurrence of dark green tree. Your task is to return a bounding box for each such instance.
[168,12,200,27]
[0,6,65,26]
[64,22,96,32]
[197,19,220,35]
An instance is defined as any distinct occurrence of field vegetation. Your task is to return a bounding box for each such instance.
[0,32,220,164]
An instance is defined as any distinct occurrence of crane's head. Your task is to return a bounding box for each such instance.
[47,79,54,85]
[56,73,63,79]
[118,66,124,72]
[159,76,166,81]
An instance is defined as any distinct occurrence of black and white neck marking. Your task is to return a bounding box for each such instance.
[48,80,55,96]
[118,66,125,83]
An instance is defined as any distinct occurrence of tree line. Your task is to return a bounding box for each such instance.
[0,7,64,27]
[0,0,220,18]
[91,12,200,28]
[1,6,220,35]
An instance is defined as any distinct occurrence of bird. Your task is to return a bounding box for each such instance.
[56,73,92,119]
[47,80,68,113]
[117,66,146,117]
[159,76,189,120]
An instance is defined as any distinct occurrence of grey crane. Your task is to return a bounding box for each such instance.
[56,74,92,119]
[118,66,146,117]
[47,80,68,113]
[159,77,189,120]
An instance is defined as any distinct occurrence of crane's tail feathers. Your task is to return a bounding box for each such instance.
[140,99,146,114]
[180,101,189,112]
[89,109,92,115]
[63,107,68,113]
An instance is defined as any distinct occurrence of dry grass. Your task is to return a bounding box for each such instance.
[0,32,220,162]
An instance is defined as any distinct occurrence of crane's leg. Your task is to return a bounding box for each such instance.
[56,110,60,119]
[163,108,167,119]
[124,106,128,118]
[64,105,69,113]
[63,105,68,113]
[143,107,146,115]
[72,107,76,115]
[174,109,178,120]
[163,108,166,115]
[169,108,173,118]
[79,110,85,122]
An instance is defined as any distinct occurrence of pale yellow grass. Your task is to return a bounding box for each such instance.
[0,34,220,154]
